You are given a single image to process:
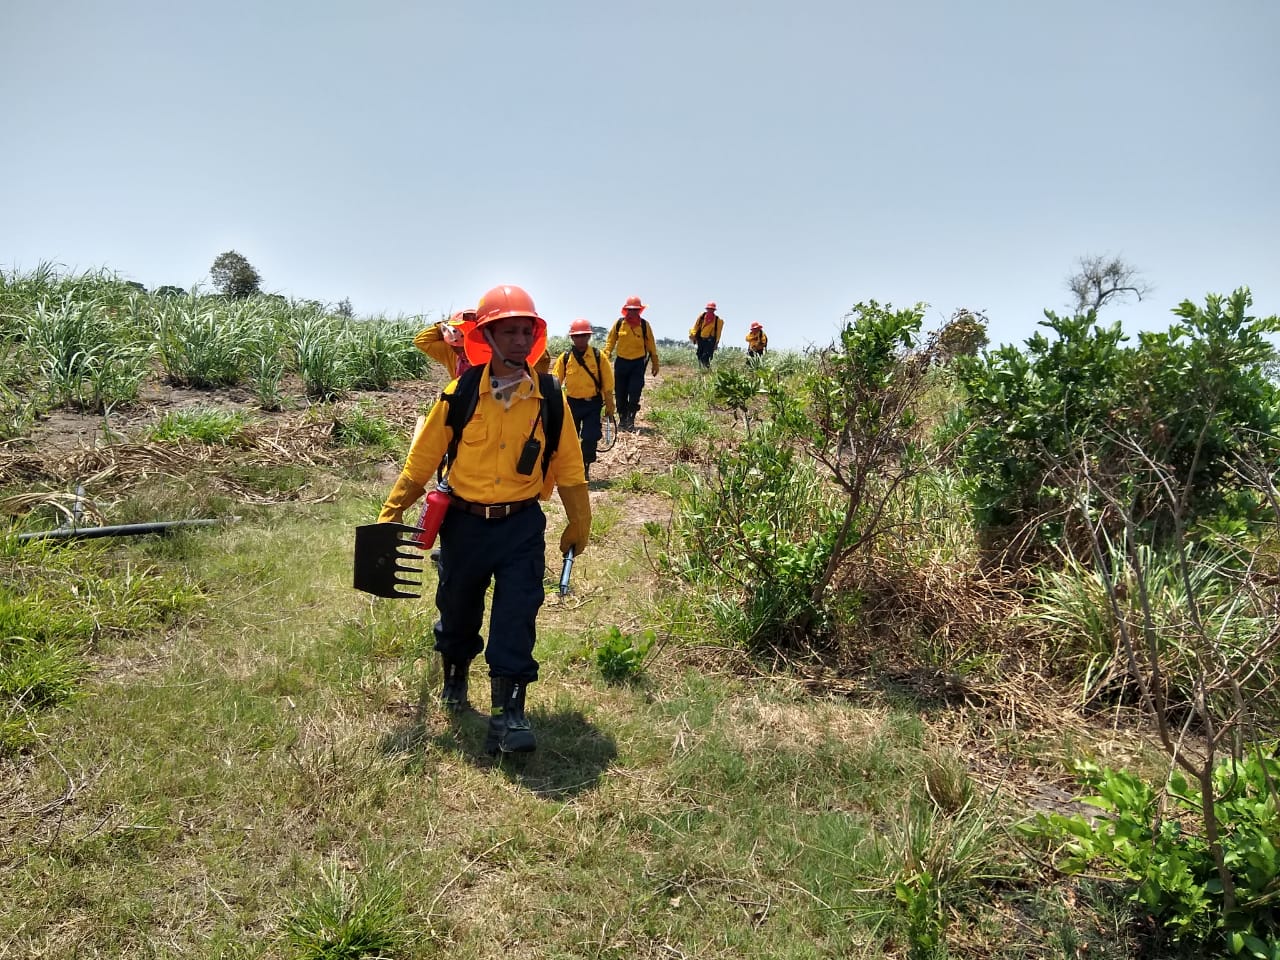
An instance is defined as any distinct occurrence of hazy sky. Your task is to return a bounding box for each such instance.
[3,1,1276,351]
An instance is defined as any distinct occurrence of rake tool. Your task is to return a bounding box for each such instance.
[352,523,426,598]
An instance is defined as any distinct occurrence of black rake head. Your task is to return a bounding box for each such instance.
[352,523,426,598]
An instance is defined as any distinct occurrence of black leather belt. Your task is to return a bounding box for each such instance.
[449,496,539,520]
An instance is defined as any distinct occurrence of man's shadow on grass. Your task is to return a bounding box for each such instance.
[379,685,617,801]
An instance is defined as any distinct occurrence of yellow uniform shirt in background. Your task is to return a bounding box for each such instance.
[605,319,659,369]
[552,347,615,401]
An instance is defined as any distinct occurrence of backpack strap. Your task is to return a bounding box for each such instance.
[438,365,486,484]
[572,347,604,399]
[537,372,563,476]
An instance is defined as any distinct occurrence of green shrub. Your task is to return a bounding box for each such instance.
[953,290,1280,557]
[593,625,655,683]
[672,427,841,649]
[1029,754,1280,957]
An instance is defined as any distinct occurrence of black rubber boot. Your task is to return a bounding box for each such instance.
[485,677,536,755]
[439,657,472,713]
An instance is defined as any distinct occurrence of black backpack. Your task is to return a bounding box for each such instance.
[437,365,564,483]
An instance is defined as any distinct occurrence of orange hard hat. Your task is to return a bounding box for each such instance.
[450,308,477,324]
[465,284,547,367]
[621,295,646,314]
[750,321,763,331]
[705,301,717,312]
[568,318,592,336]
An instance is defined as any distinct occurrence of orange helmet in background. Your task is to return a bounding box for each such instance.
[705,301,717,312]
[568,318,593,336]
[621,295,646,314]
[465,284,548,367]
[442,308,477,347]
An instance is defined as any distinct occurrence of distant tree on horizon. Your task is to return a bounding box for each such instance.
[209,250,262,299]
[1067,254,1151,314]
[336,297,354,318]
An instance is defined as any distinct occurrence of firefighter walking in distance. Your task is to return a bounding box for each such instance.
[604,295,659,431]
[552,318,615,481]
[689,301,724,369]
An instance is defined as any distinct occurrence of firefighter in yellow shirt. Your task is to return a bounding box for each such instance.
[746,321,768,359]
[604,295,659,431]
[414,309,477,378]
[552,318,615,480]
[379,284,590,755]
[689,301,724,369]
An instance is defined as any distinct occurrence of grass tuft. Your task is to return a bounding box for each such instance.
[282,863,410,960]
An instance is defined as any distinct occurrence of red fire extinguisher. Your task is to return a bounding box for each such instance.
[414,481,452,549]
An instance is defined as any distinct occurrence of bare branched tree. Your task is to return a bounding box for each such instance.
[1067,254,1151,313]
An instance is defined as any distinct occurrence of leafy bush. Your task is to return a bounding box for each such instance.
[953,290,1280,558]
[593,625,655,683]
[1031,755,1280,958]
[672,427,841,649]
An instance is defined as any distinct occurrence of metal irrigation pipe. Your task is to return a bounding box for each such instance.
[16,518,237,543]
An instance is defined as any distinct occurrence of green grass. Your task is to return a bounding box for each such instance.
[147,406,249,444]
[0,360,1173,958]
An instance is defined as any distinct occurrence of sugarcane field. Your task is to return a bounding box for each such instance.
[4,264,1280,960]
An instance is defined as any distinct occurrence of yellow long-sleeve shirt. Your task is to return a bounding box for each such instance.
[414,323,467,377]
[604,317,659,370]
[690,313,724,344]
[379,364,585,520]
[745,328,768,353]
[552,346,615,408]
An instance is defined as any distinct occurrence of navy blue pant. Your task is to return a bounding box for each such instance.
[432,504,545,683]
[614,356,648,419]
[566,395,603,465]
[695,337,717,368]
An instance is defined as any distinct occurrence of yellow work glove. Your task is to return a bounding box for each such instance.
[650,359,660,377]
[558,483,591,556]
[604,397,616,418]
[378,473,426,524]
